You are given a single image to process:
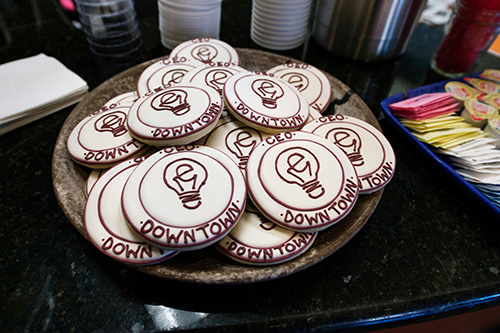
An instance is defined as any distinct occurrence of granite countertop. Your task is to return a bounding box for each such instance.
[1,0,500,332]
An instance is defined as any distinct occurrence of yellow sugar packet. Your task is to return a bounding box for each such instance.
[403,121,470,133]
[437,131,486,149]
[412,127,482,144]
[399,114,460,125]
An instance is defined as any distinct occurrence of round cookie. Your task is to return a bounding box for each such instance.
[84,156,178,265]
[181,62,247,95]
[121,145,247,251]
[267,62,332,113]
[136,57,200,97]
[169,38,240,66]
[103,91,138,108]
[200,116,271,173]
[246,131,359,232]
[67,104,148,168]
[302,114,396,194]
[127,83,223,147]
[216,206,317,266]
[85,168,106,197]
[223,72,309,134]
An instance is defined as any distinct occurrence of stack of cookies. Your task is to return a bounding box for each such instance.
[66,38,396,267]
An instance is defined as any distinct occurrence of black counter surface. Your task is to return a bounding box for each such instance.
[1,0,500,332]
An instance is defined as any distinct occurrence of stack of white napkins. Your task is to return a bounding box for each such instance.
[0,53,88,135]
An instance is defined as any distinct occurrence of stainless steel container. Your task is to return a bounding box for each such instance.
[312,0,427,61]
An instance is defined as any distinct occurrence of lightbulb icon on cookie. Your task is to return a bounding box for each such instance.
[94,111,128,137]
[163,158,207,210]
[192,45,218,63]
[276,147,325,199]
[252,78,284,109]
[151,89,191,116]
[326,128,364,167]
[225,127,261,169]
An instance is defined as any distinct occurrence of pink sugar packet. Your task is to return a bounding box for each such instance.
[389,93,454,111]
[389,92,460,120]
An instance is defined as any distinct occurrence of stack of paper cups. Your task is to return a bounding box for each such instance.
[158,0,222,50]
[74,0,143,57]
[251,0,312,51]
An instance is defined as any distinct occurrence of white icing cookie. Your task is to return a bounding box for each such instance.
[200,116,271,173]
[216,207,317,265]
[67,105,148,168]
[136,57,200,97]
[306,108,322,123]
[181,63,247,95]
[127,83,223,147]
[246,131,359,232]
[85,168,106,197]
[84,156,178,265]
[302,114,396,194]
[223,72,309,133]
[169,38,240,66]
[122,145,247,251]
[267,62,332,113]
[103,91,139,108]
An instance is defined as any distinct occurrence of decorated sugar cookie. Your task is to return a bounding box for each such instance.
[103,91,138,108]
[85,168,106,197]
[121,145,247,251]
[127,83,223,147]
[67,105,148,168]
[302,114,396,194]
[216,206,317,266]
[267,62,332,113]
[136,57,200,97]
[223,72,309,133]
[181,62,247,95]
[84,157,178,265]
[200,116,271,172]
[169,37,240,66]
[246,131,359,232]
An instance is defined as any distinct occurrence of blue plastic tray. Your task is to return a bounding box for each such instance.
[380,75,500,217]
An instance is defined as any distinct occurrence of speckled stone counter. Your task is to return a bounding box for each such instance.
[1,0,500,332]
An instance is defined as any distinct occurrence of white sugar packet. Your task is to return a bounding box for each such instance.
[0,53,88,134]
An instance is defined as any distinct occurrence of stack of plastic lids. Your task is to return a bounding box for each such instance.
[251,0,312,51]
[74,0,143,57]
[158,0,222,49]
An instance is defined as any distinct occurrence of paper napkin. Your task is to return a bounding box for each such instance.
[0,53,88,135]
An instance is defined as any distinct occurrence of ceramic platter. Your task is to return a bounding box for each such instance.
[52,48,383,284]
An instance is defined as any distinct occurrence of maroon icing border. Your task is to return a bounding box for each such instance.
[184,65,245,94]
[224,73,307,130]
[247,133,359,231]
[136,56,195,95]
[129,85,222,141]
[270,63,332,112]
[123,148,246,249]
[309,116,396,192]
[70,106,146,165]
[84,158,178,265]
[217,231,317,264]
[170,38,240,66]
